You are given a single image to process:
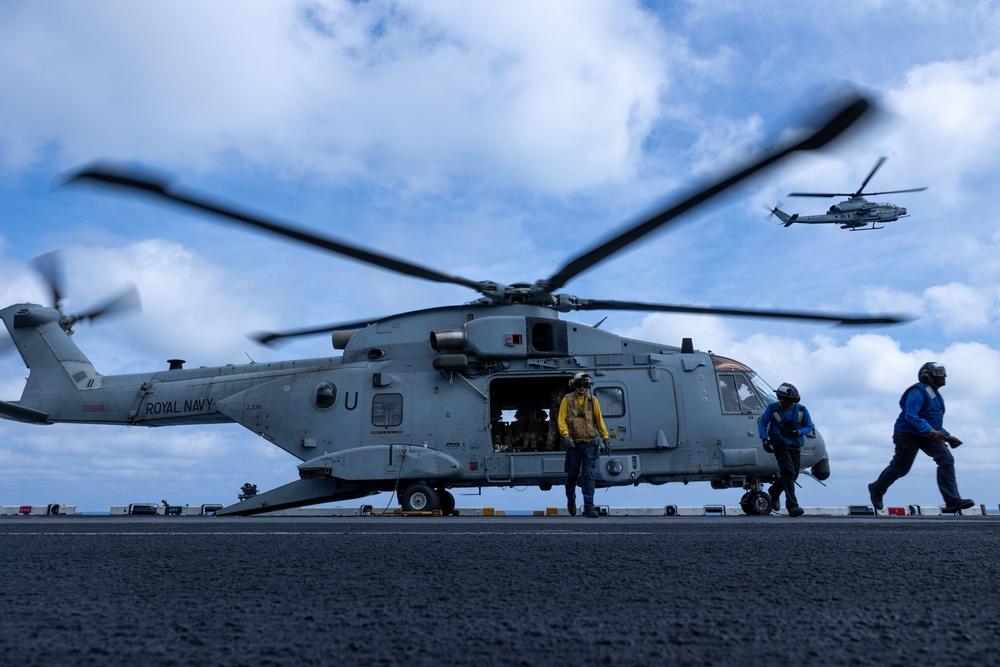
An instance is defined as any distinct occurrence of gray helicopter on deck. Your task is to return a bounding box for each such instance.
[0,93,907,517]
[769,156,927,230]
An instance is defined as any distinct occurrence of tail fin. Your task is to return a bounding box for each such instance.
[1,303,101,406]
[769,206,798,227]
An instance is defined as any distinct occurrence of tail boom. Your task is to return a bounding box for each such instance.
[770,207,798,227]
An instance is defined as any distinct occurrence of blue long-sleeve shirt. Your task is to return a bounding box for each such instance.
[893,382,948,436]
[759,402,814,450]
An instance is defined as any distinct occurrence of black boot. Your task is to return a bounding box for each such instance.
[782,475,803,517]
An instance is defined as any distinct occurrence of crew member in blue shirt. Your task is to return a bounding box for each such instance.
[868,362,973,514]
[759,382,813,517]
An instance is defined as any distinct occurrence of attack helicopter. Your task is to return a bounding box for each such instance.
[1,93,908,517]
[769,156,927,230]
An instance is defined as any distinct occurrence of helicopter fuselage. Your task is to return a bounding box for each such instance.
[1,301,827,515]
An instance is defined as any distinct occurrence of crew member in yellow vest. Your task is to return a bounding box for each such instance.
[558,372,610,518]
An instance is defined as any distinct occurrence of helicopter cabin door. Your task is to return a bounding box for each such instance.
[597,368,678,451]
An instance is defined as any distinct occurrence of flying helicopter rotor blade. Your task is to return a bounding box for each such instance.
[572,298,910,326]
[540,91,874,293]
[60,165,487,294]
[789,185,927,198]
[855,156,887,195]
[30,250,66,310]
[859,187,929,196]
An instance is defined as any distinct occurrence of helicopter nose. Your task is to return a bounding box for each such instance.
[900,207,907,215]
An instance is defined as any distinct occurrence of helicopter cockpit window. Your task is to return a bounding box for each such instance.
[718,373,766,415]
[313,382,337,410]
[372,393,403,427]
[594,387,625,418]
[718,374,741,413]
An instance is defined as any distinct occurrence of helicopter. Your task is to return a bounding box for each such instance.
[769,156,927,230]
[0,93,908,517]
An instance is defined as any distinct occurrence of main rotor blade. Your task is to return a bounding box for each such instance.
[575,298,909,326]
[855,156,887,195]
[542,91,873,292]
[787,192,851,198]
[860,187,928,196]
[251,316,382,347]
[61,165,486,292]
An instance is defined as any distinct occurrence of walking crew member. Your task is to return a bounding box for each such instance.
[759,382,814,517]
[868,362,973,514]
[558,372,610,518]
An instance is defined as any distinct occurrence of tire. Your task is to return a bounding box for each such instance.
[401,483,439,512]
[741,490,773,516]
[437,489,456,516]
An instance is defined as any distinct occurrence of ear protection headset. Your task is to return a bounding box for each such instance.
[918,362,947,387]
[775,382,800,403]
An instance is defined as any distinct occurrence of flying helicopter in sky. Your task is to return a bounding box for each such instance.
[1,93,908,517]
[769,156,927,230]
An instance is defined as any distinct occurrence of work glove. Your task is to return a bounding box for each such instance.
[598,438,611,455]
[780,427,799,439]
[761,439,774,454]
[562,435,574,450]
[929,429,947,442]
[945,435,963,448]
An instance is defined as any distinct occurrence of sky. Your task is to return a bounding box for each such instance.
[1,0,999,514]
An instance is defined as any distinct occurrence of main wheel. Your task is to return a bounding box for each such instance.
[741,490,773,516]
[401,483,439,512]
[437,489,456,515]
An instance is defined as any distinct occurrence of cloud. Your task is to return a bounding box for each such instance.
[884,49,1000,202]
[863,281,1000,337]
[0,1,681,195]
[924,282,998,333]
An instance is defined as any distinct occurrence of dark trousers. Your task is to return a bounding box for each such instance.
[565,440,598,509]
[872,430,961,504]
[769,445,801,510]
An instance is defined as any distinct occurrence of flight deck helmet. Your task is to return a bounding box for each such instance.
[570,372,593,389]
[918,362,947,388]
[775,382,800,404]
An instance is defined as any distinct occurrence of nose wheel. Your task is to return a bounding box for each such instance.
[740,491,773,515]
[740,479,774,515]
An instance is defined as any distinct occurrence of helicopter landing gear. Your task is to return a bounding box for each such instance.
[740,491,773,515]
[400,483,439,512]
[740,479,773,516]
[437,488,456,516]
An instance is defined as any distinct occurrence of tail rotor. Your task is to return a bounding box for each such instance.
[29,250,142,335]
[763,201,786,225]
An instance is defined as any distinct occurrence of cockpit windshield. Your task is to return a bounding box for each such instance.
[749,373,777,405]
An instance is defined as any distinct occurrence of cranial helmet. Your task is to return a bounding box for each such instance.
[570,372,593,389]
[918,362,947,387]
[775,382,800,403]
